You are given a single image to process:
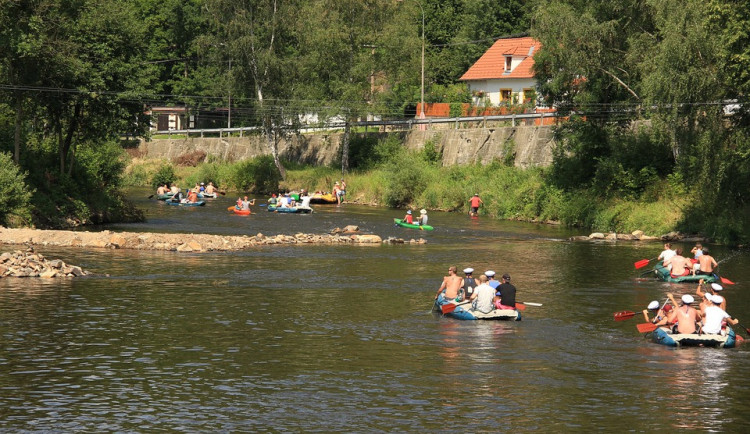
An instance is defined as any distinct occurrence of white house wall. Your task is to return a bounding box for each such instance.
[468,78,536,106]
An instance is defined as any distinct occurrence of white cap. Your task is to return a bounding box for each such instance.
[420,209,427,214]
[711,283,723,291]
[485,271,495,277]
[647,301,660,310]
[681,294,695,304]
[407,210,412,214]
[711,295,724,304]
[463,268,474,274]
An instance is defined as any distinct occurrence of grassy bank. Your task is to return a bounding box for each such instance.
[124,146,716,240]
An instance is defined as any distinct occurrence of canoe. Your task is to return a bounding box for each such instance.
[434,300,521,321]
[268,205,312,214]
[309,193,337,204]
[233,208,251,215]
[166,200,205,207]
[156,193,175,200]
[198,192,218,199]
[653,262,718,283]
[394,218,434,231]
[651,327,736,348]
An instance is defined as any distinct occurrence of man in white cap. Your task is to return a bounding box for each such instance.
[417,209,428,226]
[643,300,673,324]
[696,279,727,313]
[666,292,701,334]
[485,271,500,290]
[701,294,738,335]
[461,268,479,301]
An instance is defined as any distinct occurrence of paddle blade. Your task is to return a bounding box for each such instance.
[614,311,636,321]
[637,322,658,333]
[634,259,650,269]
[227,206,235,211]
[441,303,458,314]
[522,302,543,307]
[515,303,526,311]
[720,276,735,285]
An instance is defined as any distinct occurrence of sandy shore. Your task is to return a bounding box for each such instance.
[0,227,427,253]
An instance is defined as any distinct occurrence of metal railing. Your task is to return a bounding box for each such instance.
[150,111,557,137]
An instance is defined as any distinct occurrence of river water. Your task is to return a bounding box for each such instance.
[1,188,749,431]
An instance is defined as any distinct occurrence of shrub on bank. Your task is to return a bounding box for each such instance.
[0,152,33,226]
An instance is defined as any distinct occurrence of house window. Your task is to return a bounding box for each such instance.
[505,56,512,71]
[523,88,536,105]
[500,89,512,102]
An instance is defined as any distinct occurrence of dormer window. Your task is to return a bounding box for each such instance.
[505,56,512,72]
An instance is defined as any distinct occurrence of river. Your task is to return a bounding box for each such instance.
[1,188,749,431]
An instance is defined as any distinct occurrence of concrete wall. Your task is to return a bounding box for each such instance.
[137,125,555,168]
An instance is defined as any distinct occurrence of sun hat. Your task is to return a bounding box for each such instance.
[711,283,723,291]
[463,268,474,274]
[485,271,496,277]
[200,182,204,185]
[681,294,695,304]
[711,295,724,304]
[647,300,660,310]
[407,210,412,214]
[420,209,427,214]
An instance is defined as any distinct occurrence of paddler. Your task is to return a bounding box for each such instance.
[663,293,701,334]
[434,266,463,303]
[494,273,517,310]
[403,210,414,224]
[461,268,479,301]
[701,294,738,335]
[642,300,672,324]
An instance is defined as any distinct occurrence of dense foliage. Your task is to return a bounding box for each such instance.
[3,0,750,241]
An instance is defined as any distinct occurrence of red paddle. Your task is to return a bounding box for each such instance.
[440,301,470,314]
[634,258,653,269]
[637,322,659,333]
[720,276,735,285]
[614,311,636,321]
[515,303,526,311]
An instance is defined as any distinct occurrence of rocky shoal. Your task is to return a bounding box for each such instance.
[0,248,90,278]
[0,226,426,254]
[569,230,709,242]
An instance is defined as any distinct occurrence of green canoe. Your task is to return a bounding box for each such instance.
[394,218,434,231]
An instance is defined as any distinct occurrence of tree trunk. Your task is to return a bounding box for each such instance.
[60,101,82,175]
[13,92,23,165]
[341,120,350,175]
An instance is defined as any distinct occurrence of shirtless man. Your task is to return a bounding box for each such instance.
[205,182,216,195]
[665,248,692,277]
[696,247,718,276]
[665,293,701,334]
[435,266,463,302]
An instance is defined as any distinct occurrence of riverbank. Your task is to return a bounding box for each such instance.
[0,227,427,253]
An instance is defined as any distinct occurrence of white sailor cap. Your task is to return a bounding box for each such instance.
[681,294,695,304]
[463,268,474,274]
[711,295,724,304]
[647,300,660,310]
[485,270,495,277]
[711,283,723,291]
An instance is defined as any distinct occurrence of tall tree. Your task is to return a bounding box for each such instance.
[203,0,301,179]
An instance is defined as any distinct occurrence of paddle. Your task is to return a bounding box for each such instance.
[614,311,636,321]
[720,276,735,285]
[639,268,655,277]
[516,301,542,310]
[634,257,655,269]
[148,194,154,199]
[441,301,470,314]
[637,322,659,333]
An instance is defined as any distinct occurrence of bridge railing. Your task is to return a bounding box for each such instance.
[150,111,558,138]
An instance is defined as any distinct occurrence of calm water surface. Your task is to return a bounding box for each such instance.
[1,188,749,431]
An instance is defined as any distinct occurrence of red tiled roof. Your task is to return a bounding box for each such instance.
[460,37,540,81]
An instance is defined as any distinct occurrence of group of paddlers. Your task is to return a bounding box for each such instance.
[659,242,717,278]
[434,266,517,314]
[642,279,739,336]
[156,182,218,203]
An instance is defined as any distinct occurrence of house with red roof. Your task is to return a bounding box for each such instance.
[460,36,540,107]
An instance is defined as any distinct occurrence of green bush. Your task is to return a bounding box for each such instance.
[231,155,281,194]
[0,152,33,226]
[151,163,176,189]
